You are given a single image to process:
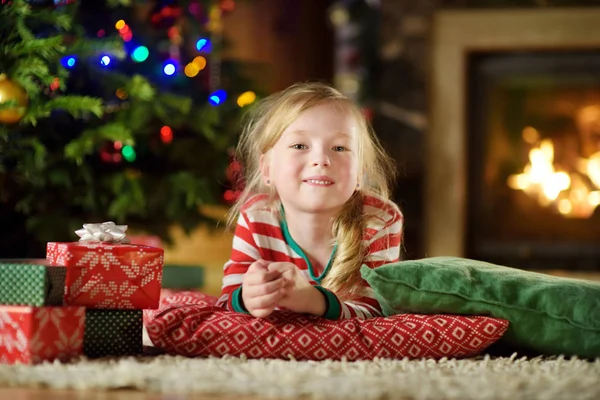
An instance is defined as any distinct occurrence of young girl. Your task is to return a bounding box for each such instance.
[217,82,403,320]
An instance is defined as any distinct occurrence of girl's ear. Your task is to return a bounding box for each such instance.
[259,153,271,185]
[357,169,364,188]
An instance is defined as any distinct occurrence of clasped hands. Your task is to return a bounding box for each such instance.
[240,259,325,318]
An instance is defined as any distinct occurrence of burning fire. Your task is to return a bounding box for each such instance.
[507,129,600,218]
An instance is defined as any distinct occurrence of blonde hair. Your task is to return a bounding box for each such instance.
[228,82,397,299]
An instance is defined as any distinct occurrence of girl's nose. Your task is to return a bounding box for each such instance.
[311,150,331,167]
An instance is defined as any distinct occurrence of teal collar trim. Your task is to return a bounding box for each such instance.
[279,206,337,284]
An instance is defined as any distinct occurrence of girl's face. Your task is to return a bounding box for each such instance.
[261,102,360,216]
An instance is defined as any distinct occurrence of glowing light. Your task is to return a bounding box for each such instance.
[209,89,227,106]
[115,20,126,30]
[118,25,130,35]
[189,2,201,15]
[100,56,111,66]
[196,38,211,52]
[163,62,176,76]
[508,137,600,219]
[192,56,207,70]
[221,0,235,12]
[589,191,600,207]
[160,126,173,143]
[50,77,60,91]
[115,88,127,100]
[237,91,256,107]
[224,190,236,202]
[168,26,180,39]
[122,145,136,162]
[131,46,149,62]
[587,152,600,188]
[113,141,123,150]
[61,56,76,68]
[97,29,106,38]
[184,63,200,78]
[522,126,540,144]
[558,199,572,215]
[330,7,349,27]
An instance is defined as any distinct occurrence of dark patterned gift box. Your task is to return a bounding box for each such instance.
[84,309,143,358]
[0,262,66,306]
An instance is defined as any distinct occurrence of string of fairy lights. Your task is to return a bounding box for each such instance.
[60,9,256,106]
[54,0,257,164]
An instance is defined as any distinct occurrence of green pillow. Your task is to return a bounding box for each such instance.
[361,257,600,358]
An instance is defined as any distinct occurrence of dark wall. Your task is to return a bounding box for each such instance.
[223,0,335,92]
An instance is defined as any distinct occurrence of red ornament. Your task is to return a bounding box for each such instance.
[224,157,244,203]
[49,77,60,91]
[100,141,123,163]
[362,107,374,122]
[220,0,235,12]
[160,126,173,143]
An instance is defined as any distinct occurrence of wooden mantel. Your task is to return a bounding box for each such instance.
[427,8,600,257]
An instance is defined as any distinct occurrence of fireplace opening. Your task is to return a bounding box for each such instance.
[466,50,600,271]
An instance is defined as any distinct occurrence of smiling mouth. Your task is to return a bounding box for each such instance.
[304,179,334,185]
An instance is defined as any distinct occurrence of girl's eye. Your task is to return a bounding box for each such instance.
[333,146,348,152]
[291,144,307,150]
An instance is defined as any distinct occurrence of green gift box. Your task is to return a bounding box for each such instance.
[162,264,205,290]
[0,261,66,306]
[84,309,143,358]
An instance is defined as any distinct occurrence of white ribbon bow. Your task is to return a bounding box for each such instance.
[75,222,130,244]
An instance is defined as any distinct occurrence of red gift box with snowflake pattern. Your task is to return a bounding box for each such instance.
[46,242,164,310]
[0,305,85,364]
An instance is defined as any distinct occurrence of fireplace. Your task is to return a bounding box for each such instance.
[467,51,600,270]
[427,9,600,270]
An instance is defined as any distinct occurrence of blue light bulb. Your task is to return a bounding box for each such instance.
[209,89,227,106]
[196,38,211,52]
[163,63,176,76]
[61,56,76,68]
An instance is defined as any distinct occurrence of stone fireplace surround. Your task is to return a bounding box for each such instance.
[427,8,600,259]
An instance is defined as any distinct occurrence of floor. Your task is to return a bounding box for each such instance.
[0,388,272,400]
[3,270,598,400]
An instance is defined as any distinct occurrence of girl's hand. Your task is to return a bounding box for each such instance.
[241,259,286,318]
[267,262,326,316]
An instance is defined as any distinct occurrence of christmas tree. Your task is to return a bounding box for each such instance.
[0,0,258,257]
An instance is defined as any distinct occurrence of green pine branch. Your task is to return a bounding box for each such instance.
[68,36,126,60]
[23,95,103,126]
[10,36,65,59]
[64,122,133,163]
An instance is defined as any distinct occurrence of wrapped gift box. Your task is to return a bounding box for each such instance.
[162,265,205,290]
[47,242,164,309]
[84,309,143,358]
[0,306,85,365]
[0,262,66,306]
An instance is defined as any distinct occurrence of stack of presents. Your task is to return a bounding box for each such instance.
[0,222,165,364]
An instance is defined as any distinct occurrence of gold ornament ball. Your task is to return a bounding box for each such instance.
[0,73,29,124]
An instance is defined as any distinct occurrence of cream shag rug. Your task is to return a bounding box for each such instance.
[1,354,599,399]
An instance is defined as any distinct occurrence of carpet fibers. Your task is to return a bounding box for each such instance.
[1,354,599,399]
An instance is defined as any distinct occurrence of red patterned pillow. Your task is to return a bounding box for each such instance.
[143,291,509,361]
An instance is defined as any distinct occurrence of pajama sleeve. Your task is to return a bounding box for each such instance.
[216,211,261,312]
